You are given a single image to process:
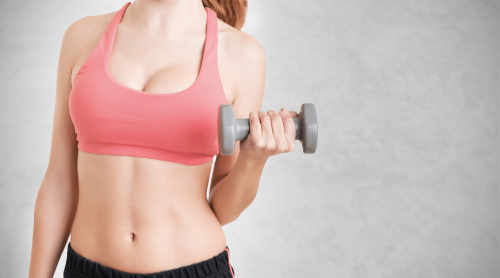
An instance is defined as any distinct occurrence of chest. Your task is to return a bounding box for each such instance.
[70,27,235,105]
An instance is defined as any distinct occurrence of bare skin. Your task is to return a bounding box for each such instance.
[54,0,265,274]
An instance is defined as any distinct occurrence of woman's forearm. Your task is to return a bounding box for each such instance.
[208,155,267,226]
[29,177,78,278]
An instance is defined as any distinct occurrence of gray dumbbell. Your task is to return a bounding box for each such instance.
[217,103,318,155]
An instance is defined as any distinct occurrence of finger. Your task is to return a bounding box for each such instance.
[288,109,299,118]
[280,107,299,118]
[248,111,262,141]
[281,109,296,149]
[268,110,286,152]
[268,110,285,139]
[279,109,292,140]
[258,111,272,141]
[279,109,294,151]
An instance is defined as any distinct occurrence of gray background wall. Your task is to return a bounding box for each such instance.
[1,0,498,277]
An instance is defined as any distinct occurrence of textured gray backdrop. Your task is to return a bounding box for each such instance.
[1,0,499,277]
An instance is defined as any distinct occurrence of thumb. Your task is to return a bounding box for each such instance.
[283,108,298,117]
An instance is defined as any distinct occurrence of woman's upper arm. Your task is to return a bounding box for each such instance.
[44,18,91,186]
[209,31,266,191]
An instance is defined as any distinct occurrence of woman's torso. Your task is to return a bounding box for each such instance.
[68,4,237,274]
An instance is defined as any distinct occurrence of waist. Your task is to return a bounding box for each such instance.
[69,150,226,273]
[70,192,226,273]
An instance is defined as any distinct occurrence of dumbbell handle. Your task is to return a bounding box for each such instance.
[234,117,302,142]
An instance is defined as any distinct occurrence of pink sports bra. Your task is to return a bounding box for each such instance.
[69,2,227,165]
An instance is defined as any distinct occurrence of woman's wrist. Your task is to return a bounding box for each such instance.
[237,150,268,166]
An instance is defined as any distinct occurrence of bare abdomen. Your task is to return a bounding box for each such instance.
[69,150,227,274]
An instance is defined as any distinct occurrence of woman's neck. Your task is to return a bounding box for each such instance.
[125,0,207,38]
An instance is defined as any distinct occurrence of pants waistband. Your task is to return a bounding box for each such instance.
[63,242,234,278]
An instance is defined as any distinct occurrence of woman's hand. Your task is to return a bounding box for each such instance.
[239,108,299,162]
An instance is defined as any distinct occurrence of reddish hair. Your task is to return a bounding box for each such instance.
[202,0,248,30]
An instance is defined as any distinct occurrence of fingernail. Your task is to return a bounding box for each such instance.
[281,108,284,111]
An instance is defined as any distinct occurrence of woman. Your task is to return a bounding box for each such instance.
[29,0,298,277]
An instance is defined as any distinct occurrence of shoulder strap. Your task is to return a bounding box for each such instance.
[201,7,219,68]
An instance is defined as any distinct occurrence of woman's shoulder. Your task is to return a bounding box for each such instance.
[64,11,116,44]
[217,18,266,65]
[216,18,266,105]
[60,10,118,85]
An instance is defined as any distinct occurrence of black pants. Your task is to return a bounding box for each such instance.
[63,242,235,278]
